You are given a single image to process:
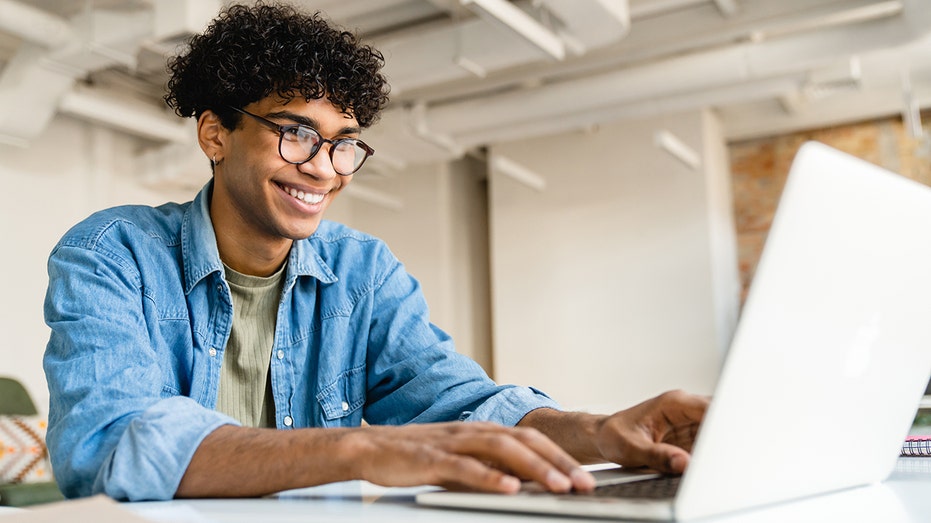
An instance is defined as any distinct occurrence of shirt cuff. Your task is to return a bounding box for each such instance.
[462,386,562,427]
[95,396,240,501]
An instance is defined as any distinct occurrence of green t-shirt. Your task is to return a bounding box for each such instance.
[215,262,285,428]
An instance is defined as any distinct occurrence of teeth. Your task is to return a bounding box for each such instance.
[286,186,324,204]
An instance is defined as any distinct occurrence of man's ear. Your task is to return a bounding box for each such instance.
[197,110,228,167]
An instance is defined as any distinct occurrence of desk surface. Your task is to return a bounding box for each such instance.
[120,457,931,523]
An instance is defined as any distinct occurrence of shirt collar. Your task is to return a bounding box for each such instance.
[181,180,338,294]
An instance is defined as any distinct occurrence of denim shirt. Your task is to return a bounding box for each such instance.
[43,181,558,501]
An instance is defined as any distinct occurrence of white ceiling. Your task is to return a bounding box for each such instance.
[1,0,929,182]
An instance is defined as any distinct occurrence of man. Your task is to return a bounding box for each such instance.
[44,2,707,501]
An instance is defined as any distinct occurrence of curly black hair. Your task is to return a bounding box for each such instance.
[164,2,389,129]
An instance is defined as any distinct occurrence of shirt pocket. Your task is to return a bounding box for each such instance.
[316,365,366,423]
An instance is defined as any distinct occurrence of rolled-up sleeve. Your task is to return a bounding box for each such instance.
[44,239,237,500]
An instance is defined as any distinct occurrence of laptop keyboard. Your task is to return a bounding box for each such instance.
[572,476,682,500]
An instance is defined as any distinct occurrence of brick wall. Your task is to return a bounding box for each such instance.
[729,112,931,301]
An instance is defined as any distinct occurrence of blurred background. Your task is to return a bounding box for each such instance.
[1,0,929,416]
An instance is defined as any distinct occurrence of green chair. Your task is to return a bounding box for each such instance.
[0,377,64,507]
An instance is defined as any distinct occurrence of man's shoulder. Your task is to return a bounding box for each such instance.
[306,220,397,270]
[57,201,191,250]
[310,220,385,248]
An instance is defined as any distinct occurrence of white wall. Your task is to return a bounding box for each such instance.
[0,115,197,414]
[348,158,492,370]
[488,109,738,413]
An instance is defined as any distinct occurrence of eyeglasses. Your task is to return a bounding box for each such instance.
[229,106,374,175]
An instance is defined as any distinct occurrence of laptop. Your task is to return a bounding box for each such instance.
[416,141,931,520]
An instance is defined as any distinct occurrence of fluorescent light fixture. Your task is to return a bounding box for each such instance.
[492,155,547,191]
[654,130,701,171]
[461,0,566,60]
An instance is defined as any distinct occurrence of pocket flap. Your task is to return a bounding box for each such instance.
[316,365,366,420]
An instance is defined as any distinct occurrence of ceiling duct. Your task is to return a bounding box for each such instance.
[376,0,630,93]
[58,86,191,144]
[538,0,631,53]
[370,0,926,165]
[461,0,567,60]
[0,0,72,48]
[0,0,218,146]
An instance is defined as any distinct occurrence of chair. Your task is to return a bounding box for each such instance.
[0,377,64,507]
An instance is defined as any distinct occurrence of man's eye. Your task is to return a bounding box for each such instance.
[295,127,319,140]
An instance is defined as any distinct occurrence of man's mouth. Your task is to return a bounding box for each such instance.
[278,182,326,205]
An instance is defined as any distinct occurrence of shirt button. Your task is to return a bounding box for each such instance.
[208,347,217,357]
[276,350,284,360]
[341,401,350,412]
[283,415,293,427]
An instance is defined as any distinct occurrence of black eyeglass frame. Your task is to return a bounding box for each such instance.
[228,106,375,175]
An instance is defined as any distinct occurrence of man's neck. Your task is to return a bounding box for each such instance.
[210,210,293,277]
[217,234,291,277]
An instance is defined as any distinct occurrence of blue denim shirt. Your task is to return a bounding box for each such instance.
[43,181,558,501]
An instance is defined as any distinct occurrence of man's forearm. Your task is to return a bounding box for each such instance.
[518,408,608,464]
[175,425,362,498]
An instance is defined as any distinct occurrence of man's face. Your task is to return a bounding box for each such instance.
[211,95,359,245]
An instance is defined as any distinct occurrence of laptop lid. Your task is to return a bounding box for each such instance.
[673,141,931,519]
[417,142,931,520]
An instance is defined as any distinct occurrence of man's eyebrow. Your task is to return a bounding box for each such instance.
[265,110,361,136]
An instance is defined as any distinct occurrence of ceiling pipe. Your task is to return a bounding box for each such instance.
[654,130,702,171]
[491,155,547,191]
[409,102,466,157]
[415,0,925,142]
[456,75,803,149]
[58,87,192,144]
[0,0,73,48]
[376,0,631,94]
[629,0,705,19]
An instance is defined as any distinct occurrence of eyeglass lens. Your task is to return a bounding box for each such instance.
[280,127,369,175]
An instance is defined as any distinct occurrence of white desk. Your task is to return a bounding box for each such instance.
[124,458,931,523]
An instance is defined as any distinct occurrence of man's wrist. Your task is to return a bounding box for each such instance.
[333,427,373,482]
[518,408,608,463]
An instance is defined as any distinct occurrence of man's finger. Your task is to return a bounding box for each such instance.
[424,446,522,493]
[445,430,578,492]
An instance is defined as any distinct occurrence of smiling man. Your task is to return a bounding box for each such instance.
[43,2,707,501]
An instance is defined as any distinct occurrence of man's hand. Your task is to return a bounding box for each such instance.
[177,421,597,498]
[347,422,596,493]
[177,391,706,499]
[592,390,708,474]
[519,390,709,475]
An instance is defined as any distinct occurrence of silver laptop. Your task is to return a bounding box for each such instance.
[416,141,931,520]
